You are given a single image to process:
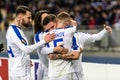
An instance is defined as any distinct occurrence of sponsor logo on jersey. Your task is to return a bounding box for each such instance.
[21,39,27,45]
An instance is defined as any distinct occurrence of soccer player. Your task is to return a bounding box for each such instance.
[72,24,112,80]
[6,6,55,80]
[37,11,112,80]
[43,12,82,80]
[34,11,67,80]
[49,24,112,80]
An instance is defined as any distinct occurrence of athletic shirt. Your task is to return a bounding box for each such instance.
[73,29,108,77]
[45,26,77,77]
[6,24,46,76]
[34,31,54,68]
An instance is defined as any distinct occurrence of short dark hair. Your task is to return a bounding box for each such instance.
[16,5,31,16]
[42,14,56,26]
[34,10,49,33]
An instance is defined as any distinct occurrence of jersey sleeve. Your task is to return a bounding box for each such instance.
[77,29,108,45]
[10,28,46,54]
[89,29,108,42]
[34,32,54,55]
[40,46,54,54]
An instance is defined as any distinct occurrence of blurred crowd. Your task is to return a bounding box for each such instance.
[0,0,120,31]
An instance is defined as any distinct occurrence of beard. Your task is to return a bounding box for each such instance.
[23,23,31,28]
[22,19,31,28]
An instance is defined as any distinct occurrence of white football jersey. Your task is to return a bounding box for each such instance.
[34,31,54,68]
[73,29,108,79]
[6,24,46,76]
[45,26,77,77]
[6,24,30,76]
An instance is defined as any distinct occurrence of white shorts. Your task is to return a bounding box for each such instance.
[75,72,85,80]
[9,75,33,80]
[37,63,48,80]
[49,72,78,80]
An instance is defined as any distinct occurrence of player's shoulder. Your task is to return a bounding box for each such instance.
[35,31,42,37]
[7,25,21,32]
[34,31,43,39]
[6,25,14,34]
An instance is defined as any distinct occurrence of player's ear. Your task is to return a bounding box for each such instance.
[17,13,23,20]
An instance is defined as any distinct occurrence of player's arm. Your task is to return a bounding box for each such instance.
[91,24,112,41]
[48,36,82,60]
[48,48,83,60]
[40,44,68,54]
[80,24,112,43]
[61,35,83,60]
[62,48,83,60]
[11,29,55,54]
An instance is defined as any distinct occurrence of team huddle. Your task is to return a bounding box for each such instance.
[6,6,112,80]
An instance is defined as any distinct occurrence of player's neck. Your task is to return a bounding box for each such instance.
[12,18,22,28]
[57,23,65,29]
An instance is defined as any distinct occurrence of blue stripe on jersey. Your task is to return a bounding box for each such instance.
[11,25,27,46]
[35,31,41,43]
[46,43,50,47]
[8,46,15,57]
[46,38,63,47]
[72,36,78,50]
[54,38,63,47]
[65,25,73,28]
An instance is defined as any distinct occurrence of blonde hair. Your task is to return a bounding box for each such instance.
[57,12,70,21]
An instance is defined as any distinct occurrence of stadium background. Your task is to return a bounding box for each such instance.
[0,0,120,80]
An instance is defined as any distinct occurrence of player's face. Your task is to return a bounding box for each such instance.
[45,21,57,31]
[22,11,32,27]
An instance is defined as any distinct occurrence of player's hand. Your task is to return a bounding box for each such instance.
[44,33,55,43]
[61,48,68,54]
[53,43,64,53]
[48,53,58,60]
[70,20,77,27]
[103,24,112,32]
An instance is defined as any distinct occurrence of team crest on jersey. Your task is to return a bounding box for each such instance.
[21,39,27,45]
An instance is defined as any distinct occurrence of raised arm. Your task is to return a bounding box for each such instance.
[76,24,112,44]
[40,44,67,54]
[91,24,112,41]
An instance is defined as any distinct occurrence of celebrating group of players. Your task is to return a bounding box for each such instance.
[6,5,112,80]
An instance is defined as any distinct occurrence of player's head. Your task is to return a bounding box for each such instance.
[34,10,49,33]
[15,5,32,27]
[42,14,57,31]
[57,12,71,28]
